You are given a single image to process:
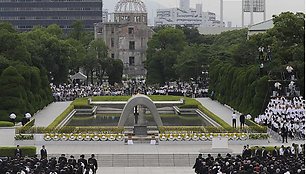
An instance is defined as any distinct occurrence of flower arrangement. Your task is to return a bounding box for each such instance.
[158,133,267,141]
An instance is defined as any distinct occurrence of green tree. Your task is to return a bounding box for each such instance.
[85,39,109,84]
[0,66,27,120]
[146,27,187,84]
[107,59,123,85]
[175,45,210,81]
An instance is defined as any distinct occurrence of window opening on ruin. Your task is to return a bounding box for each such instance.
[129,41,135,50]
[111,38,114,47]
[128,27,134,34]
[129,56,135,66]
[111,53,115,59]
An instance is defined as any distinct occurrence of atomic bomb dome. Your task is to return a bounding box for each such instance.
[115,0,147,13]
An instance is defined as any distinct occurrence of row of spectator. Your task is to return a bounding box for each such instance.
[193,144,305,174]
[255,96,305,140]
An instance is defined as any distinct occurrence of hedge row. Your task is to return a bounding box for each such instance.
[0,121,14,127]
[18,119,35,133]
[0,146,36,157]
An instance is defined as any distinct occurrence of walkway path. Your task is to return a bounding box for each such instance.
[34,101,72,127]
[196,98,236,126]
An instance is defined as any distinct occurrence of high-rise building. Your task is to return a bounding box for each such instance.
[0,0,107,31]
[155,0,225,28]
[94,0,153,78]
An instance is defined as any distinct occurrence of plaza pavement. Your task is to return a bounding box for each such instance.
[33,101,72,127]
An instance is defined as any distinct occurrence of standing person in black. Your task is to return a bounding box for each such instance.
[261,147,268,159]
[240,114,245,128]
[40,145,47,159]
[58,154,67,168]
[88,154,98,174]
[78,154,87,172]
[281,125,288,143]
[192,154,203,174]
[68,155,77,167]
[14,145,22,157]
[272,146,279,157]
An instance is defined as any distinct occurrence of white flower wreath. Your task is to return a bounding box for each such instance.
[100,135,107,141]
[176,134,183,141]
[69,135,76,141]
[84,134,91,141]
[44,135,51,141]
[77,135,84,141]
[108,135,116,141]
[53,135,60,141]
[192,134,199,141]
[92,135,100,141]
[116,134,124,141]
[159,134,167,141]
[168,134,175,141]
[183,134,191,141]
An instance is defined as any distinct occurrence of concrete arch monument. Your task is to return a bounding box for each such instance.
[118,94,163,126]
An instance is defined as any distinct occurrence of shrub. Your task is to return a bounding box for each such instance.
[14,134,34,140]
[249,133,269,139]
[0,146,36,157]
[245,119,267,133]
[18,119,35,133]
[0,121,14,127]
[159,126,205,133]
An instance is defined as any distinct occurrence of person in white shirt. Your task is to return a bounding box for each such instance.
[279,145,285,156]
[232,112,237,128]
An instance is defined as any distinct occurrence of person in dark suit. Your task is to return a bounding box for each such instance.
[78,154,87,171]
[240,114,245,128]
[193,154,203,174]
[40,145,47,159]
[14,145,22,157]
[281,126,288,143]
[272,146,279,157]
[68,155,77,167]
[88,154,98,174]
[58,154,67,166]
[242,146,247,159]
[254,146,261,157]
[262,147,268,158]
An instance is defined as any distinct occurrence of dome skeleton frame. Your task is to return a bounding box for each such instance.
[115,0,147,13]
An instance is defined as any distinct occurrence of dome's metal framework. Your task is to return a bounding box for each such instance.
[115,0,147,13]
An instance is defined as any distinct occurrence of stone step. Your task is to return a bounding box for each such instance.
[47,154,197,167]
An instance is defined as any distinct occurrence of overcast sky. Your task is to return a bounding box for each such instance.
[104,0,305,26]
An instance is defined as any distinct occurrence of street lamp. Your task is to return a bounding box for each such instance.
[9,113,16,125]
[25,113,31,121]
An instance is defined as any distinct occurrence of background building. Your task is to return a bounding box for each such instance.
[95,0,153,79]
[154,0,225,28]
[0,0,107,31]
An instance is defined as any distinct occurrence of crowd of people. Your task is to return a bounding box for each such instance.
[51,84,127,101]
[0,145,98,174]
[255,96,305,141]
[51,81,209,101]
[193,144,305,174]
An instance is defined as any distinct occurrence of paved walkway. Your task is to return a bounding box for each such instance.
[196,98,236,126]
[34,101,72,127]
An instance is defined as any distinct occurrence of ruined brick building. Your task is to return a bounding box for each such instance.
[94,0,153,79]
